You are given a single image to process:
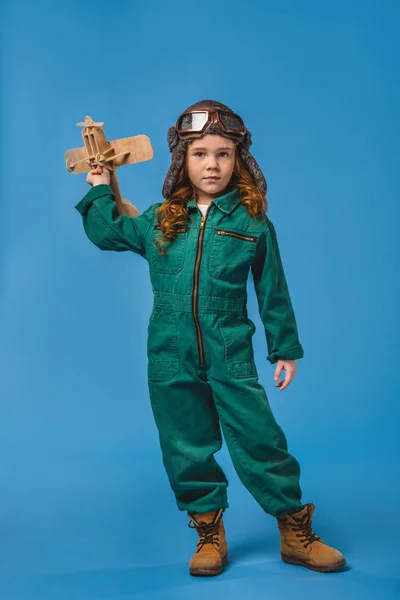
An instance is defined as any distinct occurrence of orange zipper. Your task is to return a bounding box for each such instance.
[216,230,256,242]
[192,210,209,366]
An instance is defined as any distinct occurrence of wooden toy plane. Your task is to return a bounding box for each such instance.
[65,116,154,217]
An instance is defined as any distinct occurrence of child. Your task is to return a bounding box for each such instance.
[75,100,346,577]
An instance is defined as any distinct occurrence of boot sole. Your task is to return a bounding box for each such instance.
[189,553,228,577]
[281,553,346,572]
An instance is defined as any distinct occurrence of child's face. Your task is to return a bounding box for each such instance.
[186,135,236,199]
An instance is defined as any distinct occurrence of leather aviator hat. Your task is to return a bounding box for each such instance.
[162,100,267,199]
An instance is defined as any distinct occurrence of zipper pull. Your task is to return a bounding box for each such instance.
[200,214,206,229]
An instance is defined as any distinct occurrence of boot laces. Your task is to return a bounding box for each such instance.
[291,506,321,549]
[188,514,222,552]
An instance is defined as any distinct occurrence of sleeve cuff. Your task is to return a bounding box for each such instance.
[267,343,304,364]
[74,184,114,216]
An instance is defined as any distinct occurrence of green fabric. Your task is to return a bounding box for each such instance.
[74,183,304,516]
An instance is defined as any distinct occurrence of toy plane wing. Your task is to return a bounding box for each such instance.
[64,134,154,174]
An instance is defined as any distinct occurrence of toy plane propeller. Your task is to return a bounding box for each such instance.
[65,115,154,217]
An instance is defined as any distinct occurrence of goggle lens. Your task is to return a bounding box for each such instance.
[219,111,245,133]
[177,111,209,131]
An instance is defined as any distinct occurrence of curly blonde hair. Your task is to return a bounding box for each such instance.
[153,145,268,255]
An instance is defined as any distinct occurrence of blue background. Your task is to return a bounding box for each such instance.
[1,0,399,598]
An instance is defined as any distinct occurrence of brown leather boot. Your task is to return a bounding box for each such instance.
[277,503,346,572]
[187,508,228,576]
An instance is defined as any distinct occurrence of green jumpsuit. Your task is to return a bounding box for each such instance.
[75,183,305,518]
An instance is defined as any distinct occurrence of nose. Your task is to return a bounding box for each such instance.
[206,155,219,171]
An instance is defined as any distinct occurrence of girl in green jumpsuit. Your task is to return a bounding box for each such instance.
[75,100,346,575]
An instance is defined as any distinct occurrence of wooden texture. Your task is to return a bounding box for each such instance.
[65,116,154,217]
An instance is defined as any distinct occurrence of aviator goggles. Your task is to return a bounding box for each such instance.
[175,108,247,143]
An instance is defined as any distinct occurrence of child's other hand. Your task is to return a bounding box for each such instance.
[86,166,111,187]
[273,359,296,392]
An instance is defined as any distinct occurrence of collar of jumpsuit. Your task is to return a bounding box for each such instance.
[186,186,242,215]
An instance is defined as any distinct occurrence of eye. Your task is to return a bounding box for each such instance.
[194,151,205,157]
[219,152,229,157]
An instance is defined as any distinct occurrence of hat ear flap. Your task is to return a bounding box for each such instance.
[162,139,188,198]
[167,126,180,152]
[242,130,252,149]
[238,144,267,196]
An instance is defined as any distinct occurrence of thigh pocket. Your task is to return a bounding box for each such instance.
[209,230,257,283]
[147,307,179,380]
[219,315,258,379]
[150,227,188,275]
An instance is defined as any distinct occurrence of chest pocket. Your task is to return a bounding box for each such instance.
[150,226,188,274]
[209,229,257,282]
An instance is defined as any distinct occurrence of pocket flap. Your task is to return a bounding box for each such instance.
[148,360,179,380]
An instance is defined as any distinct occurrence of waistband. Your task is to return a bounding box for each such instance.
[153,291,247,315]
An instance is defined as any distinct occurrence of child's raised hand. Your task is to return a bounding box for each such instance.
[86,166,111,187]
[274,359,297,392]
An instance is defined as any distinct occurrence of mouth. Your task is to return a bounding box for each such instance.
[204,177,220,181]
